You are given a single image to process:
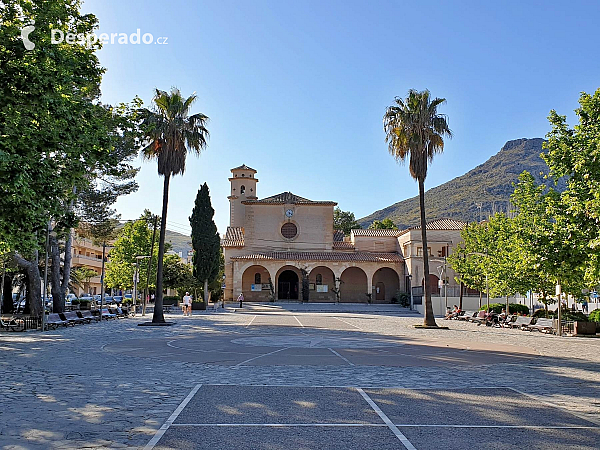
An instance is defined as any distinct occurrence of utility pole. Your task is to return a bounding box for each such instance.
[444,255,448,311]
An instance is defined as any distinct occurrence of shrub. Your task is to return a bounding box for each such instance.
[589,309,600,322]
[163,296,179,306]
[71,299,80,305]
[533,309,552,318]
[480,303,529,315]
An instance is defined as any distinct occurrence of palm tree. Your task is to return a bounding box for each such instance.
[384,89,452,327]
[139,88,209,323]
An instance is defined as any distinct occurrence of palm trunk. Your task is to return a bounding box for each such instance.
[144,216,158,316]
[153,174,170,323]
[204,279,209,304]
[419,178,436,327]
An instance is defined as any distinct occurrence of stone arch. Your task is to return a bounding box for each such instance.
[372,267,400,303]
[308,266,336,302]
[242,265,270,301]
[340,267,368,303]
[276,265,302,300]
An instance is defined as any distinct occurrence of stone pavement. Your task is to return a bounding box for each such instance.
[0,304,598,449]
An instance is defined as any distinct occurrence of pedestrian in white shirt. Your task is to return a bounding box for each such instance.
[182,292,192,316]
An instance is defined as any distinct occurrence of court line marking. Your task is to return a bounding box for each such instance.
[166,340,256,356]
[234,347,290,367]
[328,348,355,366]
[334,316,362,330]
[170,423,388,427]
[293,315,304,327]
[245,315,257,327]
[143,383,202,450]
[508,387,600,427]
[167,423,600,429]
[356,388,416,450]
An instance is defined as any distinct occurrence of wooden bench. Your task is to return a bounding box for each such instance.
[458,311,477,321]
[61,311,85,325]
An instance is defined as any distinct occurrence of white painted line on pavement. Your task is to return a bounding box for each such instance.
[144,383,203,450]
[293,315,304,327]
[334,316,361,330]
[167,423,600,429]
[328,347,355,366]
[356,388,417,450]
[234,347,290,367]
[246,315,257,327]
[170,423,388,427]
[393,424,600,429]
[508,387,600,426]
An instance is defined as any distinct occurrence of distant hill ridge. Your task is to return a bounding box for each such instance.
[359,138,563,229]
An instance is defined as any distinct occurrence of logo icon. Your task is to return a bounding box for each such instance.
[21,19,35,50]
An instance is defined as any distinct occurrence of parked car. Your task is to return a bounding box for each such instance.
[113,295,123,303]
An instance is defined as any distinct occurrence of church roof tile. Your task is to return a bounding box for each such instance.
[231,251,402,263]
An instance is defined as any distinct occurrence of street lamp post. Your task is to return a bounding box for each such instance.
[408,274,413,310]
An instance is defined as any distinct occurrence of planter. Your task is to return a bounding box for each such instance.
[574,321,596,335]
[192,302,206,311]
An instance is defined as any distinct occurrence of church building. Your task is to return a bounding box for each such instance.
[222,164,466,305]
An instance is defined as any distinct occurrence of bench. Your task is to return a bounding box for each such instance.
[509,316,533,329]
[62,311,85,325]
[525,318,555,333]
[101,309,117,320]
[471,311,487,324]
[0,316,25,332]
[458,311,477,321]
[46,313,69,329]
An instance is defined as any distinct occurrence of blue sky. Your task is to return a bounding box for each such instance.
[82,0,600,236]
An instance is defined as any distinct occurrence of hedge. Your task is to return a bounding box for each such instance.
[163,296,179,306]
[589,309,600,323]
[479,303,529,315]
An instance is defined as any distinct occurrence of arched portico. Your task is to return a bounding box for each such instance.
[241,265,271,301]
[372,267,400,303]
[276,265,302,300]
[340,267,368,303]
[308,266,336,302]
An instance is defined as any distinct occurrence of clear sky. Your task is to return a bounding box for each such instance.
[82,0,600,236]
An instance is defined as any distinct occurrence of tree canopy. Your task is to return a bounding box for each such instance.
[333,208,362,236]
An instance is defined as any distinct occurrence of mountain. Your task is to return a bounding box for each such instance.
[165,229,192,258]
[359,138,564,228]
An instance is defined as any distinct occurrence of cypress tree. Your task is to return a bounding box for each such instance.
[189,183,221,304]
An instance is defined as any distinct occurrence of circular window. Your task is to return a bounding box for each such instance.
[281,222,298,239]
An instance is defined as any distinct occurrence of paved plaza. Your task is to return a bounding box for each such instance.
[0,304,599,449]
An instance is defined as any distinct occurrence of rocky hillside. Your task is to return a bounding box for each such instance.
[359,138,564,228]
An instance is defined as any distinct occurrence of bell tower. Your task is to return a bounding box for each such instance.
[228,164,258,227]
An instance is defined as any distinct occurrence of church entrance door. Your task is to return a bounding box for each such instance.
[278,270,299,300]
[376,282,385,301]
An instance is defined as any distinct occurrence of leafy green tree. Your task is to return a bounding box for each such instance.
[369,218,398,230]
[0,0,140,317]
[105,217,162,292]
[139,88,209,323]
[189,183,221,304]
[542,89,600,290]
[384,89,452,327]
[333,208,362,236]
[162,254,193,290]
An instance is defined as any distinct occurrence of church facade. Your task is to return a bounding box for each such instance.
[222,164,466,304]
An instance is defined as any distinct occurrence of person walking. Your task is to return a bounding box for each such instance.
[237,292,244,308]
[182,292,192,316]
